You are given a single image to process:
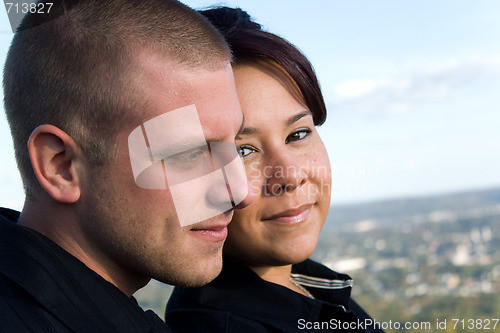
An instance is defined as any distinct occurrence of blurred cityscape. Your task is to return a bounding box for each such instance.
[135,187,500,332]
[314,187,500,332]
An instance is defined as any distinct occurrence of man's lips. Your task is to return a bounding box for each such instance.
[190,222,230,231]
[189,227,228,242]
[189,213,232,242]
[262,203,314,225]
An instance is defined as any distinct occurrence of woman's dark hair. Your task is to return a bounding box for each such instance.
[200,7,327,125]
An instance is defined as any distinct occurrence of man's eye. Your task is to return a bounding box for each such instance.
[237,145,257,158]
[285,129,311,144]
[165,147,208,167]
[160,145,213,185]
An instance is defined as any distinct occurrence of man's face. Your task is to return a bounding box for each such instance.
[80,52,250,289]
[128,104,248,227]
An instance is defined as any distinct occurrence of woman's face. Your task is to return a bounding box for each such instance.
[224,64,331,267]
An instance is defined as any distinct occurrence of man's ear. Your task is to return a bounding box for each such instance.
[28,125,85,203]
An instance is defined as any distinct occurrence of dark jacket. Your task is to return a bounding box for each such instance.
[0,208,171,332]
[166,257,384,332]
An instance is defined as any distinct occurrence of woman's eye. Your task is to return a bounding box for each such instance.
[285,128,311,143]
[237,145,257,158]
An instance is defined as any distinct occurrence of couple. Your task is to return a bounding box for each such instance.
[0,1,381,332]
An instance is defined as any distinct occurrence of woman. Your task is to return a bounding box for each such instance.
[166,7,383,333]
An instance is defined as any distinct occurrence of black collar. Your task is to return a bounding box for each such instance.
[292,258,353,307]
[0,208,170,332]
[170,257,354,332]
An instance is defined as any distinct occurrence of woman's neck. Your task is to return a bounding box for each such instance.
[247,264,313,298]
[249,264,292,285]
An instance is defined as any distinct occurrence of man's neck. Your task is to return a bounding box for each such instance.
[18,198,149,297]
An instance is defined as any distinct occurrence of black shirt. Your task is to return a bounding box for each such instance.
[0,208,172,332]
[166,257,384,332]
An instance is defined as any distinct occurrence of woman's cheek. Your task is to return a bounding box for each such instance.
[245,160,264,196]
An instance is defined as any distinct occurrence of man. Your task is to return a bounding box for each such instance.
[0,0,252,331]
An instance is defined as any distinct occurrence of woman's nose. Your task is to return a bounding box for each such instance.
[263,153,307,196]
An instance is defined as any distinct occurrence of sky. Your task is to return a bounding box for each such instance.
[1,1,499,210]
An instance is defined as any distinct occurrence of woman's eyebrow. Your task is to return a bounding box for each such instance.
[236,111,311,139]
[236,116,260,139]
[287,111,311,126]
[236,116,246,138]
[236,126,259,139]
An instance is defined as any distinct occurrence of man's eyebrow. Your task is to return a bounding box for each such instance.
[150,137,206,159]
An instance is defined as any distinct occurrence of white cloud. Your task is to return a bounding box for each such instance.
[333,79,376,99]
[327,57,500,116]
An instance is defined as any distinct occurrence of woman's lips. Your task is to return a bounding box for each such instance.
[262,204,313,225]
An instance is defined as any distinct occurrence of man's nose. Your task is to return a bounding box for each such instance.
[207,142,254,209]
[233,180,254,209]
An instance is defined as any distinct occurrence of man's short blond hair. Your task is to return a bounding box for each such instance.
[3,0,231,199]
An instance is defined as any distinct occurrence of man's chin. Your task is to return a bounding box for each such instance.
[158,259,223,288]
[175,272,221,288]
[186,261,223,287]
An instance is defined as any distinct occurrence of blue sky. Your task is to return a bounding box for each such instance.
[1,1,499,209]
